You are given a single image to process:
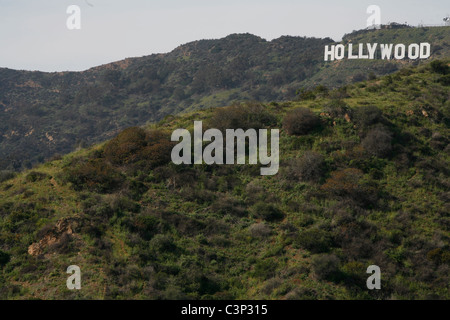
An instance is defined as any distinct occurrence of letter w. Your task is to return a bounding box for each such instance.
[380,44,393,60]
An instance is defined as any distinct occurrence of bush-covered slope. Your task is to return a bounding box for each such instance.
[0,60,448,300]
[1,26,449,171]
[304,26,450,88]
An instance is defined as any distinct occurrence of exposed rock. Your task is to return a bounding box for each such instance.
[28,217,79,256]
[344,113,351,123]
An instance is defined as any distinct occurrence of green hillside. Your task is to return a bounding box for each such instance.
[0,59,448,300]
[1,26,449,172]
[304,26,450,88]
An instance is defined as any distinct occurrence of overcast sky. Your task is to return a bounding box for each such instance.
[0,0,448,72]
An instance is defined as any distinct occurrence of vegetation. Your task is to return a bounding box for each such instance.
[1,27,449,171]
[0,59,448,300]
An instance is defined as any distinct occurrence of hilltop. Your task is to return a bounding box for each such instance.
[1,26,449,171]
[0,59,448,299]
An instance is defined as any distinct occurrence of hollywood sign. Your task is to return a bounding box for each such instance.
[324,43,431,61]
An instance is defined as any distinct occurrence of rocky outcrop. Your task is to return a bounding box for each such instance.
[28,217,79,256]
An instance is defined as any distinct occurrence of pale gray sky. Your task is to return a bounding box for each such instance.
[0,0,448,71]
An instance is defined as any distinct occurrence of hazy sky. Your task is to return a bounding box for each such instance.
[0,0,448,72]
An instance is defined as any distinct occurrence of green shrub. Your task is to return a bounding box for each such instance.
[249,223,272,238]
[0,250,10,267]
[430,60,449,75]
[323,99,351,118]
[427,248,450,265]
[127,214,159,241]
[321,168,364,198]
[127,179,148,200]
[207,102,277,131]
[252,202,284,222]
[150,234,176,253]
[437,74,450,86]
[311,254,341,281]
[0,170,16,183]
[103,127,147,165]
[320,168,378,207]
[25,171,50,183]
[211,195,247,217]
[64,159,124,193]
[283,107,320,135]
[353,105,382,127]
[282,151,325,183]
[252,258,278,280]
[104,127,174,170]
[294,228,333,253]
[341,261,367,288]
[362,125,393,158]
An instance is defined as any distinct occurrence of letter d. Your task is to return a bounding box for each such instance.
[420,43,431,59]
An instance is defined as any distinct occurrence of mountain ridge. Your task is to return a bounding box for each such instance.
[0,26,449,171]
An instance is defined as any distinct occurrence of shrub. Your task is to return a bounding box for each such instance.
[127,179,148,200]
[211,195,247,217]
[320,168,378,207]
[353,105,382,127]
[64,159,124,193]
[25,171,50,183]
[296,88,316,100]
[48,233,75,254]
[285,287,318,300]
[427,248,450,265]
[283,107,320,135]
[207,102,277,131]
[283,151,325,183]
[430,60,449,75]
[127,214,159,241]
[137,129,175,169]
[150,234,176,253]
[321,168,364,198]
[362,125,393,158]
[341,261,367,288]
[438,74,450,86]
[252,202,285,222]
[252,258,278,280]
[245,181,265,204]
[0,250,10,267]
[311,254,341,281]
[104,127,174,170]
[261,277,283,295]
[0,170,16,183]
[323,100,351,118]
[294,228,333,253]
[249,223,272,238]
[104,127,147,165]
[352,73,367,82]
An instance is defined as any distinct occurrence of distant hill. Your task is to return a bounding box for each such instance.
[0,26,449,170]
[0,59,448,299]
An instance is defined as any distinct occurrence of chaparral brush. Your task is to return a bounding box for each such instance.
[171,121,280,176]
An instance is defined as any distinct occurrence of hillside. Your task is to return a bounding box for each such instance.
[0,60,448,299]
[1,26,449,171]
